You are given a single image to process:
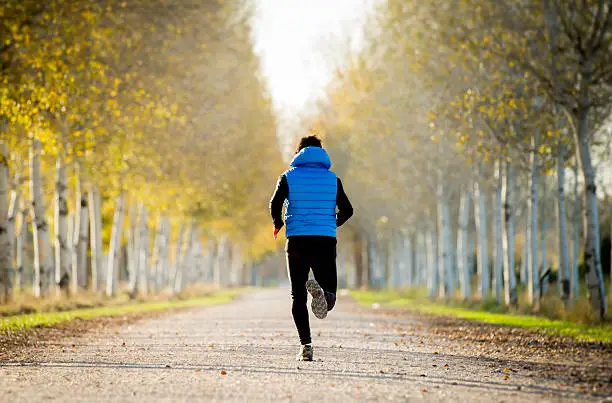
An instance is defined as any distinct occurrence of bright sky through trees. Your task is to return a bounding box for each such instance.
[253,0,376,146]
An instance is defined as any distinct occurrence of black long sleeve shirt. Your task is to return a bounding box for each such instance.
[269,174,353,231]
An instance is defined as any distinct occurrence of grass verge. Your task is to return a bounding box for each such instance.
[0,289,240,334]
[350,290,612,344]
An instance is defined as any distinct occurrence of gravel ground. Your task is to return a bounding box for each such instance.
[0,288,610,402]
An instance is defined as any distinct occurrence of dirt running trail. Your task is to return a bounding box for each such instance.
[0,288,609,402]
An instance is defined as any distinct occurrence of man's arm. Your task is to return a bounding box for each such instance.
[269,174,288,230]
[336,178,353,227]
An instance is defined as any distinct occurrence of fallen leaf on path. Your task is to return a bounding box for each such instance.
[422,389,429,393]
[504,375,509,380]
[444,364,449,368]
[195,369,201,372]
[220,370,227,375]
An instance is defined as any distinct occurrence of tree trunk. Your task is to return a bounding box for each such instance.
[137,204,149,296]
[575,89,606,318]
[204,238,214,283]
[493,160,504,303]
[405,234,414,287]
[521,211,529,286]
[7,182,20,294]
[0,142,11,302]
[571,161,580,300]
[474,179,490,300]
[152,215,164,293]
[67,213,75,292]
[502,159,517,305]
[172,222,186,291]
[427,223,438,299]
[54,154,71,294]
[437,177,452,299]
[161,217,172,288]
[540,174,549,296]
[528,133,541,308]
[416,229,427,286]
[15,199,27,293]
[127,203,139,296]
[363,234,372,289]
[354,232,364,289]
[457,189,471,300]
[106,191,126,297]
[30,137,53,297]
[73,161,89,289]
[88,186,103,292]
[72,162,89,289]
[556,142,571,301]
[212,237,221,286]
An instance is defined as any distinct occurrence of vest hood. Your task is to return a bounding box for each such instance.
[290,147,332,169]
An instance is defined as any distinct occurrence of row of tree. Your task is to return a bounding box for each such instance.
[0,0,282,302]
[308,0,611,320]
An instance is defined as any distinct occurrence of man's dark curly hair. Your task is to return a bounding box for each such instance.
[296,135,323,153]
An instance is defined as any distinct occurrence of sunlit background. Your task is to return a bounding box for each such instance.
[253,0,377,152]
[0,0,611,321]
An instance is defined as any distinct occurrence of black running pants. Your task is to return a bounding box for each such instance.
[286,235,337,345]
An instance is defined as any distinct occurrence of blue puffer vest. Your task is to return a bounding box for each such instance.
[284,147,337,238]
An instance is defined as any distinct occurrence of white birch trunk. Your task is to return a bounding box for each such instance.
[73,161,89,289]
[468,232,475,287]
[502,159,517,305]
[405,234,414,287]
[172,222,186,291]
[571,161,580,300]
[177,222,196,292]
[88,186,103,292]
[540,174,549,296]
[212,238,221,287]
[151,215,164,293]
[0,142,11,302]
[15,199,27,293]
[54,154,71,293]
[474,179,490,300]
[67,214,75,292]
[416,230,427,286]
[137,204,149,296]
[7,184,20,287]
[106,191,126,297]
[521,208,530,285]
[162,217,172,288]
[427,223,438,299]
[457,189,471,300]
[575,102,606,318]
[205,239,214,283]
[528,133,541,307]
[437,176,453,298]
[556,142,571,300]
[30,137,53,297]
[493,160,504,303]
[127,204,138,295]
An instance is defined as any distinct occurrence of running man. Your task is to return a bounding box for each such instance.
[269,135,353,361]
